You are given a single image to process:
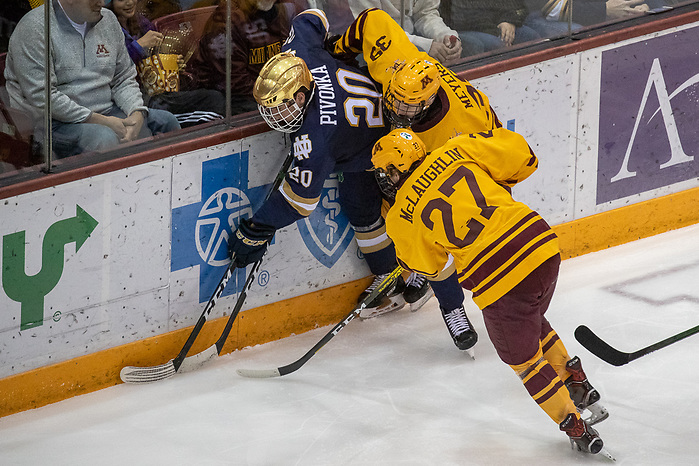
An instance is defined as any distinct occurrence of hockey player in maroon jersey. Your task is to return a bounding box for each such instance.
[325,7,509,348]
[371,126,611,457]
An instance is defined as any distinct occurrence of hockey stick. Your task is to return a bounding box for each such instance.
[120,150,294,384]
[236,266,404,378]
[575,324,699,367]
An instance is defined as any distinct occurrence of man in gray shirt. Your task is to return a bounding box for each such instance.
[5,0,180,159]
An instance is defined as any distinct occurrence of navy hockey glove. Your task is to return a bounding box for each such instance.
[228,218,276,268]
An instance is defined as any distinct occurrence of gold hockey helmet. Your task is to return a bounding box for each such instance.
[371,128,427,200]
[384,58,440,127]
[253,52,315,133]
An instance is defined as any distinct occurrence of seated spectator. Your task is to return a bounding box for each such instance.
[443,0,541,57]
[189,0,307,115]
[348,1,462,66]
[524,0,583,37]
[525,0,662,34]
[108,0,225,127]
[5,0,180,159]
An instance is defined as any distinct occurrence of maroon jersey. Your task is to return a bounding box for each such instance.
[190,0,307,95]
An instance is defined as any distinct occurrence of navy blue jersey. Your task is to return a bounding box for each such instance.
[253,9,389,229]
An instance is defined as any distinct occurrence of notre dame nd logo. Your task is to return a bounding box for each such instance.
[289,135,354,268]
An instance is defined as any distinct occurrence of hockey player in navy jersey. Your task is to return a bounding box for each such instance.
[226,9,432,319]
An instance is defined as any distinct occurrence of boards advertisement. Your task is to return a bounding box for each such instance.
[1,23,697,380]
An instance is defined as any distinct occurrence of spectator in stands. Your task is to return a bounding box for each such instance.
[348,1,462,66]
[524,0,582,37]
[525,0,660,37]
[5,0,180,159]
[189,0,307,115]
[108,0,225,127]
[443,0,541,57]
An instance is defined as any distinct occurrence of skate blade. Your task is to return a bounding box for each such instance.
[359,296,406,319]
[570,439,615,461]
[584,403,610,425]
[599,447,616,461]
[408,287,434,312]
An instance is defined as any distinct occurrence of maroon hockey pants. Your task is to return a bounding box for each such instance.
[481,254,561,366]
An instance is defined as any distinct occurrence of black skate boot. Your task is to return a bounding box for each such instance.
[565,356,609,425]
[559,413,604,454]
[403,272,434,312]
[440,305,478,353]
[358,273,406,319]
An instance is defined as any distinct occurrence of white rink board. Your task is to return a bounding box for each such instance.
[0,162,172,377]
[472,54,579,225]
[575,22,699,217]
[0,21,697,378]
[474,22,699,223]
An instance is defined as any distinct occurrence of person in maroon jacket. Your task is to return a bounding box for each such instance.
[189,0,308,115]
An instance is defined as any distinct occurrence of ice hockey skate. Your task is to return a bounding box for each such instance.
[440,305,478,357]
[559,413,615,460]
[403,272,434,312]
[358,273,406,319]
[565,356,609,425]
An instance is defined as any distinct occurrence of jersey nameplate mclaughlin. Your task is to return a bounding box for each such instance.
[399,147,467,224]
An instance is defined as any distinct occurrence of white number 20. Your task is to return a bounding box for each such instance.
[288,166,313,188]
[337,69,384,128]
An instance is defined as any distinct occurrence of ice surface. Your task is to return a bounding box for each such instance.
[2,224,699,465]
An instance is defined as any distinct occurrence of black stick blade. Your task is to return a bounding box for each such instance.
[574,325,631,366]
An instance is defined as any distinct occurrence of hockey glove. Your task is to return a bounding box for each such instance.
[323,34,359,67]
[228,218,276,268]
